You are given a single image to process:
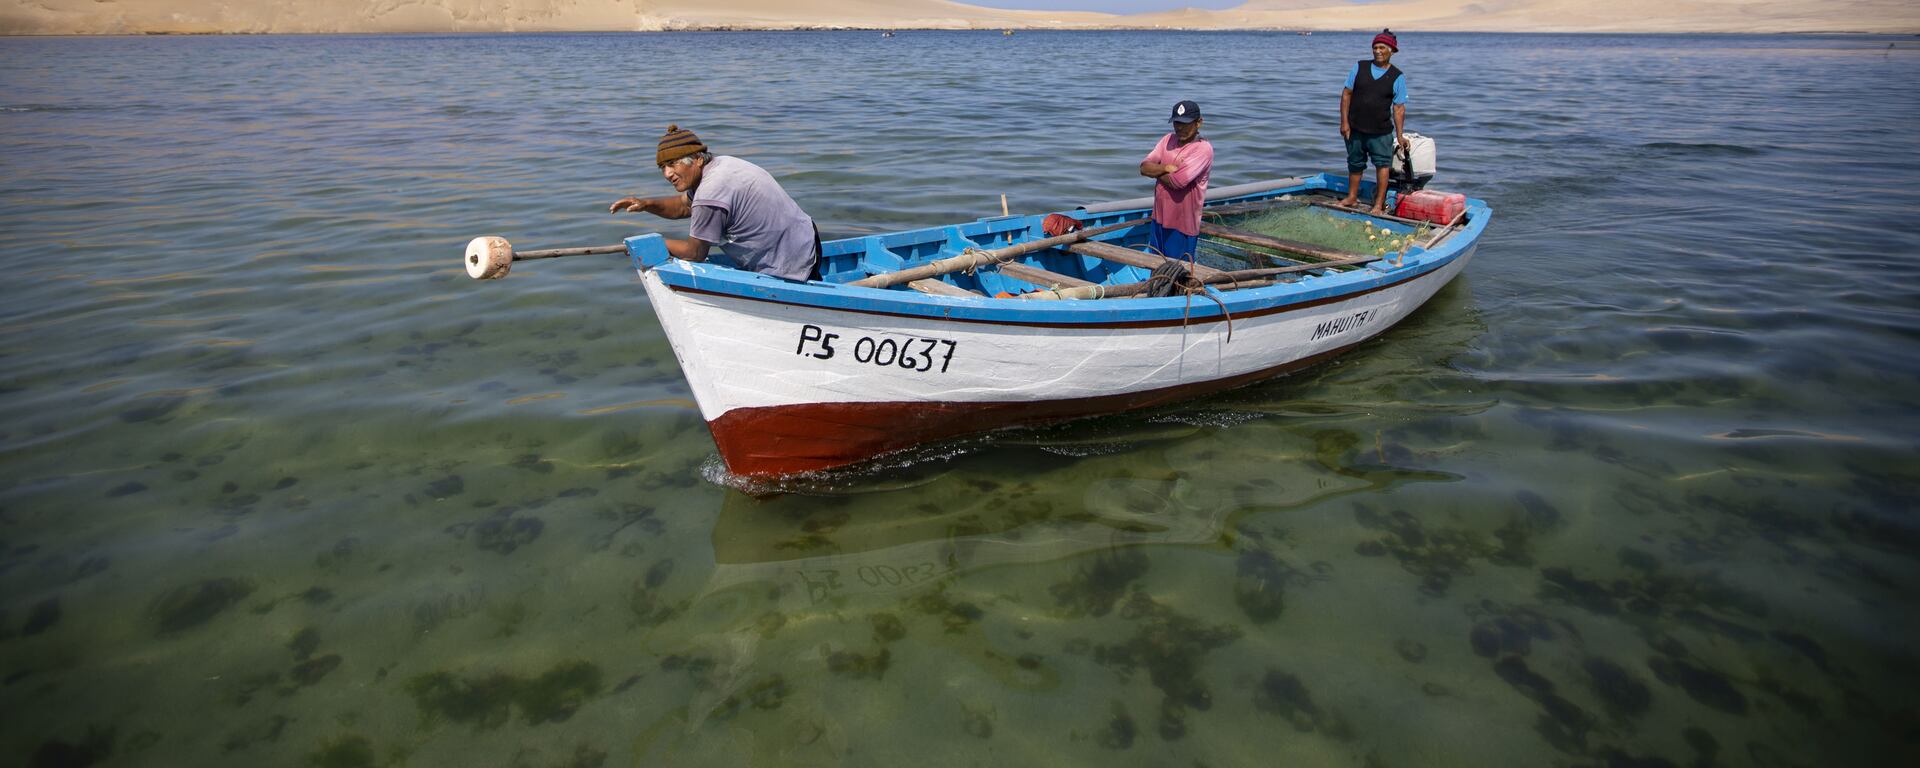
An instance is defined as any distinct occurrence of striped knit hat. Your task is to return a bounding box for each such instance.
[656,124,707,167]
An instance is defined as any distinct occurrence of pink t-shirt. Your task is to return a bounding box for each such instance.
[1143,132,1213,235]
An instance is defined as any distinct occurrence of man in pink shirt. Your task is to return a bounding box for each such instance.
[1139,100,1214,263]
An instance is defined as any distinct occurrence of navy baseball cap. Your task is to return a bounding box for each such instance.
[1169,100,1201,124]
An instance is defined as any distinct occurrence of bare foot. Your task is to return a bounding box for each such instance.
[1330,197,1357,208]
[1368,204,1386,214]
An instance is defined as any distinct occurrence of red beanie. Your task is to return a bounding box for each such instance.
[1373,29,1398,51]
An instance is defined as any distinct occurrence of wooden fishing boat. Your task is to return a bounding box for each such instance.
[466,173,1489,478]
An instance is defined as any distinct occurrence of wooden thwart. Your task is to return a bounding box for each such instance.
[909,279,983,297]
[849,217,1145,289]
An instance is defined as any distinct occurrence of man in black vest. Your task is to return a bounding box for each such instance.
[1334,29,1407,214]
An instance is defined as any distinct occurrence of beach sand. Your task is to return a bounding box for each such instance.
[3,0,1916,36]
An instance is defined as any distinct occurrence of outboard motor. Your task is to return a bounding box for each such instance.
[1392,132,1437,191]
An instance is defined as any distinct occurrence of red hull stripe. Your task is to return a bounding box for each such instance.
[707,339,1365,477]
[666,263,1439,329]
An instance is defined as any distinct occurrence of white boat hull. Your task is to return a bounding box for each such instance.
[639,247,1473,477]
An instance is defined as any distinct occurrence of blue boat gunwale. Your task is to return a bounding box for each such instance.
[629,172,1489,326]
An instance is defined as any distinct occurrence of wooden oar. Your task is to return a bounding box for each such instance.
[848,218,1146,289]
[464,236,627,280]
[1019,254,1380,301]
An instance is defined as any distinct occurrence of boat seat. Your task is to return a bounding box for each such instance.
[909,278,983,297]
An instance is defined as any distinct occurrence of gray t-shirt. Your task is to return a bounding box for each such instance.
[687,156,817,282]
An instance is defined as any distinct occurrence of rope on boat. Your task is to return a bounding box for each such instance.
[1140,245,1234,343]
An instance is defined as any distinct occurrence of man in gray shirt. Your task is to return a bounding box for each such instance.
[609,125,820,281]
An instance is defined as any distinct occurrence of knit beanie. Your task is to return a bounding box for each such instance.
[1372,29,1398,52]
[657,124,707,166]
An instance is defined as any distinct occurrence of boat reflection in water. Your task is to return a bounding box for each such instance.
[700,461,1225,613]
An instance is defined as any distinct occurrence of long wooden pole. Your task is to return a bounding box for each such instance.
[1019,254,1380,301]
[512,244,628,261]
[848,217,1146,290]
[1197,222,1361,263]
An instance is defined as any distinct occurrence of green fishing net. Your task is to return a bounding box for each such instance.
[1201,203,1429,268]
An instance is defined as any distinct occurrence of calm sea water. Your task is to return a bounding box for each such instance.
[2,30,1918,767]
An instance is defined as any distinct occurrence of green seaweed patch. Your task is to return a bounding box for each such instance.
[1395,639,1427,663]
[307,734,376,768]
[1253,670,1354,739]
[1093,592,1239,741]
[1591,747,1682,768]
[517,661,605,724]
[1096,701,1136,750]
[1490,657,1597,755]
[1768,630,1836,676]
[1467,606,1557,659]
[288,627,320,660]
[1353,505,1522,596]
[1049,547,1149,618]
[1648,656,1746,714]
[1755,676,1825,721]
[961,705,994,739]
[24,597,60,636]
[911,588,985,633]
[1582,656,1652,722]
[152,577,256,635]
[588,504,663,552]
[556,744,609,768]
[827,648,890,681]
[1617,547,1662,573]
[474,516,544,555]
[1540,562,1768,641]
[406,660,603,730]
[290,654,342,688]
[1232,549,1292,623]
[221,715,290,754]
[870,612,906,644]
[1538,567,1620,615]
[628,559,684,627]
[31,725,114,768]
[705,674,794,722]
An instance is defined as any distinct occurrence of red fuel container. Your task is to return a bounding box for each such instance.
[1394,190,1467,225]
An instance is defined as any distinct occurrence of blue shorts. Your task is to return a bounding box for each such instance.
[1149,222,1199,262]
[1346,132,1395,172]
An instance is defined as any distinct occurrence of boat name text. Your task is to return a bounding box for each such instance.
[1311,308,1379,341]
[796,324,958,373]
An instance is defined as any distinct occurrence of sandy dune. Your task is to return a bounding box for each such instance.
[2,0,1914,35]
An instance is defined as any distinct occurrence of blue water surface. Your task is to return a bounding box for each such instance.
[1,30,1917,767]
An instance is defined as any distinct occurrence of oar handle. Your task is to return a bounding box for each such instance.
[464,237,628,279]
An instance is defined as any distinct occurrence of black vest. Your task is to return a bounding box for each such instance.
[1348,60,1401,136]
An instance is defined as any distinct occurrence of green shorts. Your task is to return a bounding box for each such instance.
[1346,132,1395,172]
